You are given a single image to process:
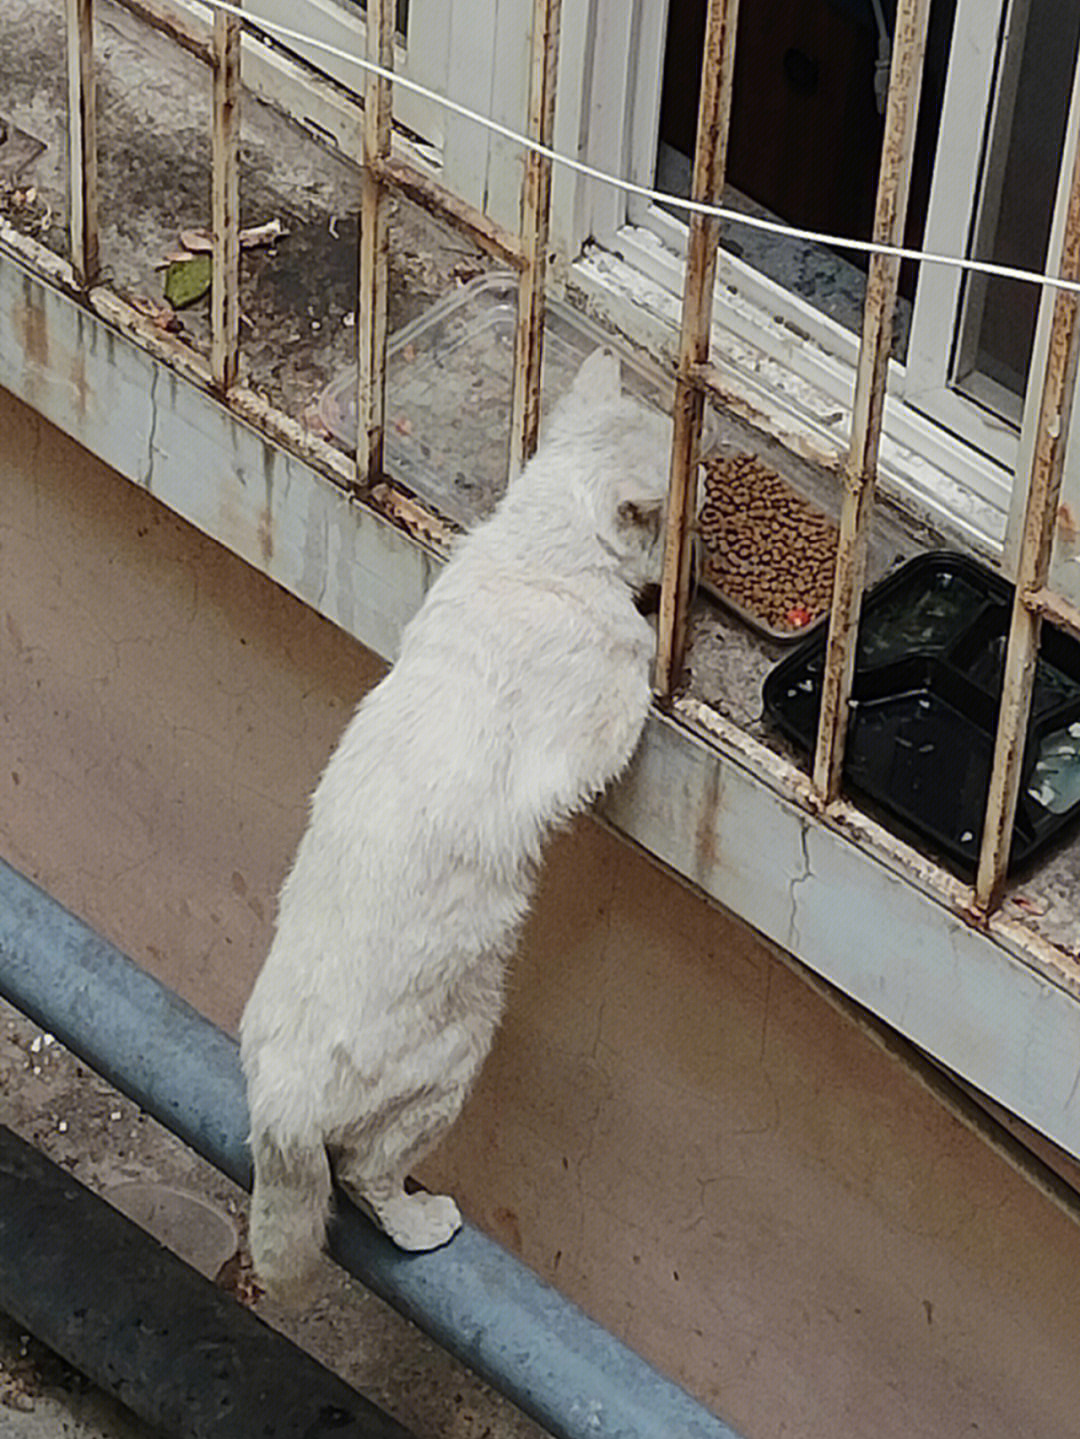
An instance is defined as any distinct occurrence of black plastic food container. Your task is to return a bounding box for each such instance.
[762,552,1080,877]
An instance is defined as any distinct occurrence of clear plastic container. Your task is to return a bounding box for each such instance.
[316,271,673,528]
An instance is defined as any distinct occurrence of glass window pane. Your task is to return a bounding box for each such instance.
[348,0,410,40]
[955,0,1080,417]
[655,0,957,357]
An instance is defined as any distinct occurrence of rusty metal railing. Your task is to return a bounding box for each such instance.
[809,0,931,805]
[65,0,98,289]
[63,0,553,489]
[974,121,1080,908]
[210,0,241,391]
[56,0,1080,921]
[654,0,739,696]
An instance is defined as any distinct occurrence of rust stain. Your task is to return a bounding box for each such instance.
[18,279,48,373]
[1057,501,1079,547]
[693,757,724,883]
[491,1206,523,1256]
[111,0,214,63]
[258,444,276,565]
[69,313,90,418]
[257,507,274,565]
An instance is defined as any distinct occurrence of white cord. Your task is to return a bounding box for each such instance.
[195,0,1080,298]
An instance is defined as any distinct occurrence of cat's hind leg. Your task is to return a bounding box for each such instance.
[248,1127,334,1299]
[345,1174,462,1252]
[331,1086,466,1251]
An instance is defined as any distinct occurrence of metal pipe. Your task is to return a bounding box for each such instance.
[357,0,393,488]
[509,0,562,479]
[0,1125,412,1439]
[0,857,744,1439]
[374,155,526,271]
[974,74,1080,909]
[655,0,740,698]
[211,0,241,392]
[65,0,99,289]
[1025,586,1080,644]
[811,0,931,803]
[111,0,216,64]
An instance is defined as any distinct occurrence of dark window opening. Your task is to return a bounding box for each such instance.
[657,0,956,352]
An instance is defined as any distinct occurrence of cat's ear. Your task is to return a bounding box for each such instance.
[572,346,621,401]
[616,496,665,545]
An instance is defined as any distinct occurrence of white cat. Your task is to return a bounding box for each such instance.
[239,348,673,1297]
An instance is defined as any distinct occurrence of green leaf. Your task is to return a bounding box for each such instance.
[163,253,213,309]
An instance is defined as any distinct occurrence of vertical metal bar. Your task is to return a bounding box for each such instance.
[508,0,562,479]
[655,0,739,698]
[974,121,1080,910]
[65,0,99,289]
[211,0,241,392]
[357,0,393,487]
[811,0,931,802]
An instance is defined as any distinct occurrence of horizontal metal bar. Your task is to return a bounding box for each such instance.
[0,858,743,1439]
[110,0,215,64]
[1025,586,1080,642]
[374,157,525,270]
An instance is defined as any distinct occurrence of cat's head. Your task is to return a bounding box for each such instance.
[544,348,676,594]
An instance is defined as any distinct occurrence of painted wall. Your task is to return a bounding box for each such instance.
[3,383,1080,1439]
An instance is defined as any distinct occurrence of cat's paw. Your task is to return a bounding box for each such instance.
[378,1191,462,1252]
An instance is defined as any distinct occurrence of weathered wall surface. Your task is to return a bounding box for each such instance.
[4,383,1080,1439]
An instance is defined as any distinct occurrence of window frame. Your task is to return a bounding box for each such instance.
[226,0,1072,558]
[566,0,1018,552]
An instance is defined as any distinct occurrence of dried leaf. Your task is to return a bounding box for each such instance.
[239,218,285,248]
[129,294,183,332]
[155,249,198,269]
[179,226,214,253]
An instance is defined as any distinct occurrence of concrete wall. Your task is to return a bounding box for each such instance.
[4,383,1080,1439]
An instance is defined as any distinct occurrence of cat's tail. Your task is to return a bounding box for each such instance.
[248,1126,333,1302]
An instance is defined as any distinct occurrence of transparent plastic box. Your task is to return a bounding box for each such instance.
[316,271,673,528]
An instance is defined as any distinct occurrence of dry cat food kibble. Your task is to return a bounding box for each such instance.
[698,454,839,636]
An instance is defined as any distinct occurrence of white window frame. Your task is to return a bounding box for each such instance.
[1006,43,1080,604]
[548,0,1015,550]
[261,0,1079,558]
[900,0,1019,467]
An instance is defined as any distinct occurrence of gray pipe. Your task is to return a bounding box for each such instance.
[0,858,743,1439]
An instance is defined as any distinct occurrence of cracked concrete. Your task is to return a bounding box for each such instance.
[6,384,1080,1437]
[5,2,1080,1433]
[6,0,1080,944]
[786,821,813,952]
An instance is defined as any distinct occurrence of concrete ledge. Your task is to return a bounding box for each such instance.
[3,240,1080,1162]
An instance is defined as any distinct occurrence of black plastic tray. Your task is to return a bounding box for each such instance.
[762,552,1080,876]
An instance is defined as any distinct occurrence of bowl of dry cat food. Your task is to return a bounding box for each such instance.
[696,453,839,641]
[763,551,1080,876]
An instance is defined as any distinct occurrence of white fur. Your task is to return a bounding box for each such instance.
[239,349,672,1297]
